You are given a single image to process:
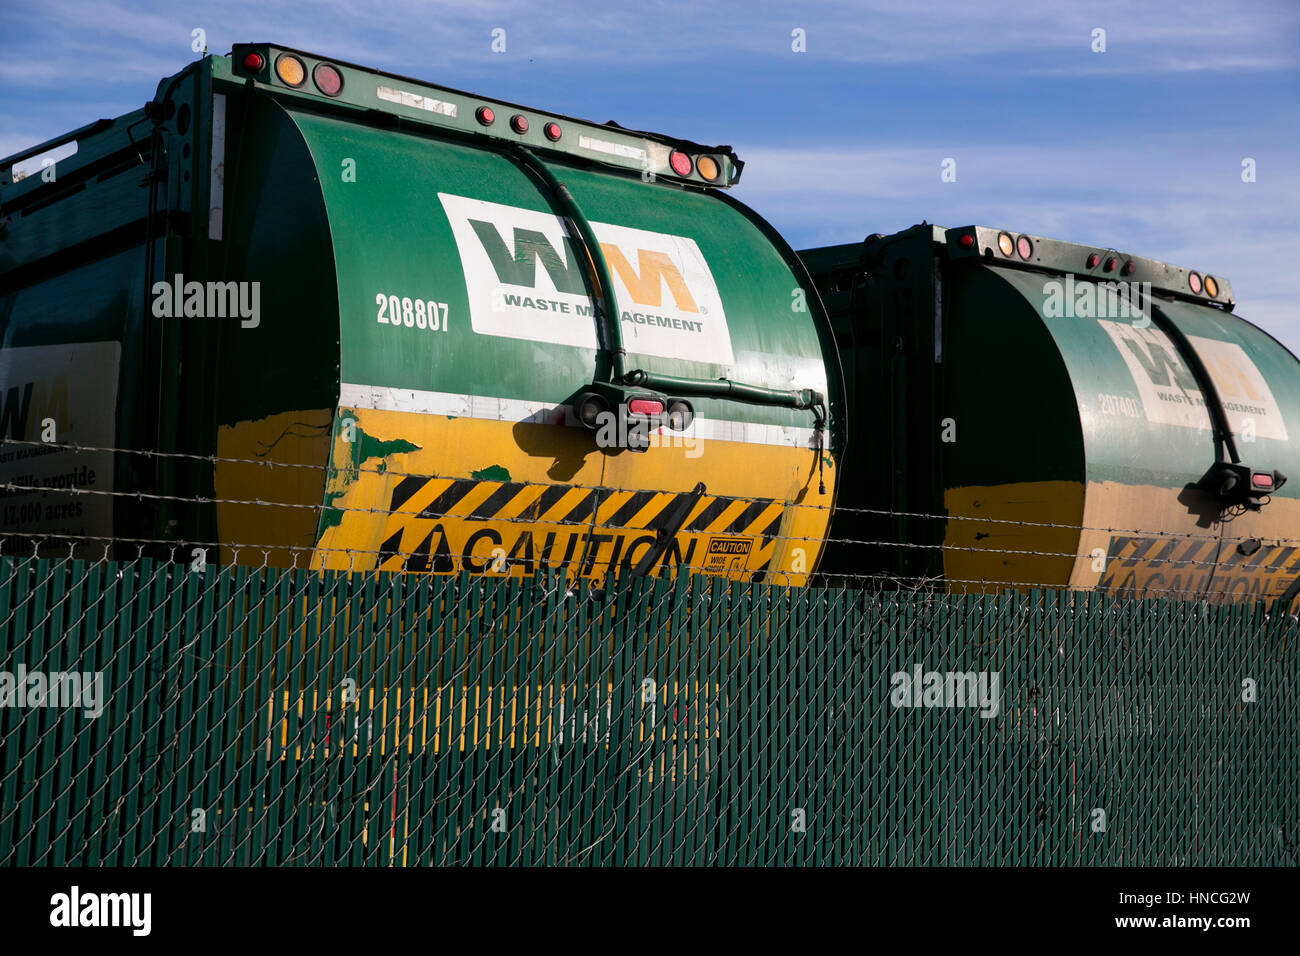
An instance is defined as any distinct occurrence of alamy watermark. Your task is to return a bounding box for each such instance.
[0,664,105,718]
[50,886,150,936]
[151,272,260,328]
[889,665,1001,719]
[1043,275,1151,325]
[593,409,702,457]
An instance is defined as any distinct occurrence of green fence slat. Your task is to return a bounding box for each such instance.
[2,553,1297,866]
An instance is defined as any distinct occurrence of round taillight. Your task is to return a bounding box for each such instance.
[1189,272,1203,294]
[275,54,306,87]
[576,393,609,429]
[1086,253,1100,269]
[312,63,343,96]
[666,399,694,431]
[669,150,693,177]
[1016,235,1033,260]
[1104,257,1117,272]
[1205,275,1219,298]
[997,232,1014,257]
[510,114,528,134]
[696,155,720,181]
[476,106,495,126]
[958,233,975,249]
[242,52,265,72]
[1121,259,1135,276]
[544,122,562,141]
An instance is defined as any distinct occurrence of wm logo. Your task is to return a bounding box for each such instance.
[468,219,700,312]
[438,192,733,363]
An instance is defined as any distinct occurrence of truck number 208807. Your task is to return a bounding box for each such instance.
[376,293,449,331]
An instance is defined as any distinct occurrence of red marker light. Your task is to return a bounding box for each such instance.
[476,106,494,126]
[510,114,528,134]
[242,52,265,72]
[958,233,975,249]
[544,122,562,141]
[628,398,664,416]
[1189,272,1203,294]
[1016,236,1033,260]
[1122,259,1136,276]
[312,63,343,96]
[669,150,693,176]
[1087,253,1100,269]
[1104,257,1118,272]
[1252,473,1274,490]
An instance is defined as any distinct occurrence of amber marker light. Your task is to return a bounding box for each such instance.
[275,54,306,87]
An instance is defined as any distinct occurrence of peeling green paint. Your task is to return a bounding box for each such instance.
[320,422,420,532]
[472,464,511,481]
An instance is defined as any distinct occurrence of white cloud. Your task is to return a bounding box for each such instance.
[2,0,1295,354]
[4,0,1297,87]
[733,140,1300,353]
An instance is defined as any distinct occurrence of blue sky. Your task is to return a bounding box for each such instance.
[4,0,1298,351]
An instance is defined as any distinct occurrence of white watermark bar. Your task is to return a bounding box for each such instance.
[889,664,1001,718]
[150,273,260,328]
[49,886,150,936]
[0,664,105,718]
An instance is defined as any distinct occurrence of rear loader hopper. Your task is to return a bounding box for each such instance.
[804,224,1300,606]
[0,44,844,585]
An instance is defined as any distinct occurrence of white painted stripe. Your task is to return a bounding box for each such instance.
[377,85,457,117]
[337,383,818,448]
[208,94,225,240]
[577,134,647,162]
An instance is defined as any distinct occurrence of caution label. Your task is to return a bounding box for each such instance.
[364,474,784,581]
[1097,533,1300,603]
[704,536,752,572]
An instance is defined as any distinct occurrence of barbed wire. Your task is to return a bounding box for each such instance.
[1,436,1293,546]
[0,529,1292,604]
[0,519,1253,572]
[3,477,1281,567]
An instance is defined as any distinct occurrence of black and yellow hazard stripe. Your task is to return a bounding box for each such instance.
[312,406,836,584]
[1097,533,1300,602]
[368,474,786,580]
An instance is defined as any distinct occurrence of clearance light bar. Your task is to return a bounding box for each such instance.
[943,225,1235,307]
[226,43,741,187]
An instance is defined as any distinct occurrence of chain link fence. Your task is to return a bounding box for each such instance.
[2,552,1296,865]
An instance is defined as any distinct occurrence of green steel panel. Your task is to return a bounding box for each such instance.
[281,105,832,431]
[1156,296,1300,492]
[955,264,1300,492]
